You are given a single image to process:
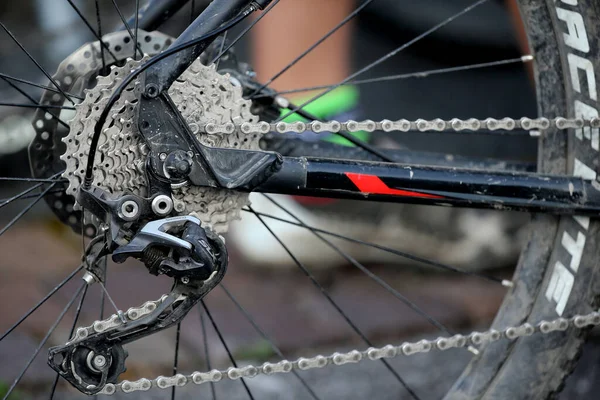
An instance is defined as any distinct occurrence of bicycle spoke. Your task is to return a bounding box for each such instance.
[171,322,181,400]
[220,285,321,400]
[0,102,74,110]
[0,182,57,237]
[0,72,83,100]
[0,264,84,342]
[199,308,217,400]
[0,22,75,105]
[133,0,140,59]
[249,0,375,97]
[210,0,281,65]
[94,0,107,74]
[0,189,64,203]
[261,194,452,334]
[247,206,421,400]
[99,258,108,320]
[243,208,507,285]
[252,55,533,98]
[201,301,255,400]
[278,0,491,122]
[110,0,143,59]
[65,0,117,61]
[0,181,49,209]
[0,76,70,129]
[92,257,107,400]
[2,282,86,400]
[49,285,89,400]
[0,176,64,183]
[214,31,228,70]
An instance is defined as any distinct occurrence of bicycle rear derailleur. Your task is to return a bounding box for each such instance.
[47,181,228,395]
[47,31,283,393]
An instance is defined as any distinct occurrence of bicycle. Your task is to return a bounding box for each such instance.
[1,0,599,399]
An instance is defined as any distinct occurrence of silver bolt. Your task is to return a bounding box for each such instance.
[93,355,107,369]
[159,153,167,161]
[120,200,139,219]
[151,195,174,216]
[181,277,190,284]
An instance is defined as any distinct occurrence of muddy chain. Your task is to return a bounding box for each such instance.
[202,116,600,136]
[93,302,599,394]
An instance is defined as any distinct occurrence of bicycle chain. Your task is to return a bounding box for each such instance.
[89,301,599,395]
[56,113,592,395]
[203,116,600,135]
[69,112,600,395]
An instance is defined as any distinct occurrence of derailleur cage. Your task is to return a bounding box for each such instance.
[51,176,228,394]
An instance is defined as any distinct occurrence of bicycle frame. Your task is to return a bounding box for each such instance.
[131,0,600,217]
[255,157,600,215]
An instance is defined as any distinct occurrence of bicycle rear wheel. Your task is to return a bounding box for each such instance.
[0,1,598,399]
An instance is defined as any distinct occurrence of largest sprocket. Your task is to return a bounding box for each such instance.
[62,58,260,233]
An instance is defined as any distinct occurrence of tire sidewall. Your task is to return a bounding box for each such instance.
[446,1,600,398]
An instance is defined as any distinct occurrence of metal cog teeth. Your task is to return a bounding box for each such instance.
[62,59,261,233]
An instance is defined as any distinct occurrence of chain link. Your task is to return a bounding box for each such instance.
[96,306,600,395]
[203,116,600,135]
[66,295,169,345]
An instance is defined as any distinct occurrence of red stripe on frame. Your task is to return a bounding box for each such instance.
[345,172,444,199]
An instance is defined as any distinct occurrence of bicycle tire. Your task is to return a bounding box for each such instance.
[445,1,600,398]
[0,0,598,399]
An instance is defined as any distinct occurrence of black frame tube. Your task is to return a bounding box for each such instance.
[123,0,191,32]
[144,0,255,94]
[255,157,600,216]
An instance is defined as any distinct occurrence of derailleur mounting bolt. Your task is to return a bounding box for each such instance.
[164,150,192,180]
[120,200,140,220]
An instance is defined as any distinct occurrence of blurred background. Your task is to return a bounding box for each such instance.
[0,0,598,399]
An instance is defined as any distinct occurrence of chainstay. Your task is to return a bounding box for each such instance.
[97,305,600,395]
[203,116,599,135]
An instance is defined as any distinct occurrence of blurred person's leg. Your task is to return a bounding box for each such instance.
[252,0,354,95]
[251,0,367,145]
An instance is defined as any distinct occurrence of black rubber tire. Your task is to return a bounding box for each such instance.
[445,1,600,398]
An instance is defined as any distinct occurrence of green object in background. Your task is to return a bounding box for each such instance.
[0,381,22,400]
[234,340,275,362]
[281,86,369,146]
